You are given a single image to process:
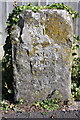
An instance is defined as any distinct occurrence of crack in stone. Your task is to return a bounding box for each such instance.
[18,16,24,43]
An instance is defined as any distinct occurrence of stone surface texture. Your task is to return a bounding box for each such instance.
[11,9,73,103]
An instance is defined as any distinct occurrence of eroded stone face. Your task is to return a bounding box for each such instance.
[12,9,73,103]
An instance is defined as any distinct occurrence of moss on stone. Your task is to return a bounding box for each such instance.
[32,42,39,46]
[45,14,71,44]
[40,60,45,64]
[41,41,50,48]
[29,47,38,55]
[55,48,59,52]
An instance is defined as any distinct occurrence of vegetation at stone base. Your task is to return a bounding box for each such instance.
[0,90,63,112]
[0,99,19,111]
[2,3,80,101]
[33,90,63,111]
[34,99,59,111]
[0,90,78,113]
[19,98,25,105]
[0,98,26,112]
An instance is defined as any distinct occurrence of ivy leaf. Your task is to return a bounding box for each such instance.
[13,107,19,112]
[19,98,24,104]
[12,17,19,22]
[8,89,12,94]
[73,45,79,50]
[72,14,75,18]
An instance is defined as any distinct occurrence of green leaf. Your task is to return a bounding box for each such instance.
[13,107,19,112]
[75,88,79,91]
[34,101,40,107]
[42,104,48,109]
[73,45,79,50]
[8,89,12,94]
[19,98,24,104]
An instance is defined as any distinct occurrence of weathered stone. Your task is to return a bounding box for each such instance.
[12,9,73,103]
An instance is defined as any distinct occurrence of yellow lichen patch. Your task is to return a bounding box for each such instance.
[32,70,37,75]
[29,50,34,55]
[63,47,67,54]
[55,48,59,52]
[32,38,37,42]
[36,53,39,56]
[45,14,71,44]
[30,18,33,22]
[33,75,37,79]
[12,41,20,44]
[62,47,72,63]
[58,21,62,25]
[29,47,38,55]
[63,54,71,63]
[33,47,38,51]
[17,50,28,55]
[40,60,45,64]
[41,41,50,48]
[51,17,58,21]
[44,57,48,60]
[40,20,45,25]
[32,42,39,46]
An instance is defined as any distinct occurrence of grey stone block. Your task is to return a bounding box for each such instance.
[12,9,73,103]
